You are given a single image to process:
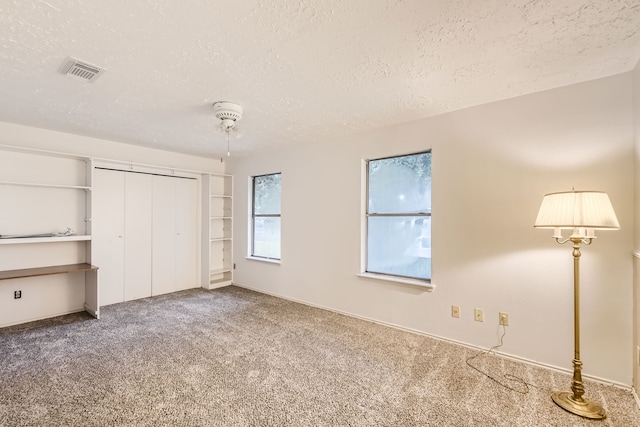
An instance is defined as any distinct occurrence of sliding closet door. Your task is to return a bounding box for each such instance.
[93,169,125,306]
[151,175,176,296]
[124,173,152,301]
[175,177,198,291]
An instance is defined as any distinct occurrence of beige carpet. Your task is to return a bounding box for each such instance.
[0,286,638,426]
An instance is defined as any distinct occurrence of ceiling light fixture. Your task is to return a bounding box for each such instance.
[213,101,243,157]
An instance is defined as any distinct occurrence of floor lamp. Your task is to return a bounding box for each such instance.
[534,190,619,420]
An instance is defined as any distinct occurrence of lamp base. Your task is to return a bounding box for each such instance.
[551,391,606,420]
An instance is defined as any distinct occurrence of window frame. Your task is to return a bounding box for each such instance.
[360,150,433,288]
[250,172,282,261]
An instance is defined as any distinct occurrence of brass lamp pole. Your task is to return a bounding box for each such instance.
[549,234,603,418]
[534,190,619,420]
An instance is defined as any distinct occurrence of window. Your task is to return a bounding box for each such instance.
[365,151,431,281]
[251,173,281,260]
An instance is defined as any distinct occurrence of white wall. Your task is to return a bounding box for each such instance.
[0,120,224,173]
[636,63,640,252]
[229,73,635,386]
[633,61,640,392]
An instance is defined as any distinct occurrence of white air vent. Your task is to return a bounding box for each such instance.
[60,57,105,82]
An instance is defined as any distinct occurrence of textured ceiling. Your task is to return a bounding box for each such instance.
[0,0,639,158]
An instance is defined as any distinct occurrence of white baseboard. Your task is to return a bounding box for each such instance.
[232,282,633,391]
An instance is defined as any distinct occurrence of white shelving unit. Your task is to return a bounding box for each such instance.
[202,173,233,289]
[0,145,99,327]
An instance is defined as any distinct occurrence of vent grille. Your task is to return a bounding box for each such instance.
[213,101,243,122]
[60,57,105,82]
[215,110,242,121]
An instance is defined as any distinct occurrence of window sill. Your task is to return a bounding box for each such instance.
[357,273,435,291]
[246,256,281,265]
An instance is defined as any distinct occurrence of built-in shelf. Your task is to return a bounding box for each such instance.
[0,143,89,160]
[210,276,232,285]
[203,173,233,290]
[0,235,92,245]
[0,145,98,326]
[0,263,97,281]
[209,272,231,288]
[0,181,91,190]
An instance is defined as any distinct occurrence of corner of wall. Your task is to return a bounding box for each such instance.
[632,57,640,398]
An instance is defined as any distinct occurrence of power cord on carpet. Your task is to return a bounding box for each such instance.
[465,324,545,395]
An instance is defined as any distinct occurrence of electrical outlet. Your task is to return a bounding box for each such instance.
[451,305,460,318]
[14,290,21,299]
[474,308,484,322]
[499,312,509,326]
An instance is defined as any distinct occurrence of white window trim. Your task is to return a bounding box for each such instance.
[360,159,369,275]
[359,156,433,289]
[247,176,253,259]
[357,272,435,291]
[246,256,281,265]
[248,172,282,261]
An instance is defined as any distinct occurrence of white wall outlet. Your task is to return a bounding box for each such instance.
[474,308,484,322]
[499,312,509,326]
[451,305,460,318]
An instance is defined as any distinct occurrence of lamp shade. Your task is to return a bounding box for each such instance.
[534,191,620,230]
